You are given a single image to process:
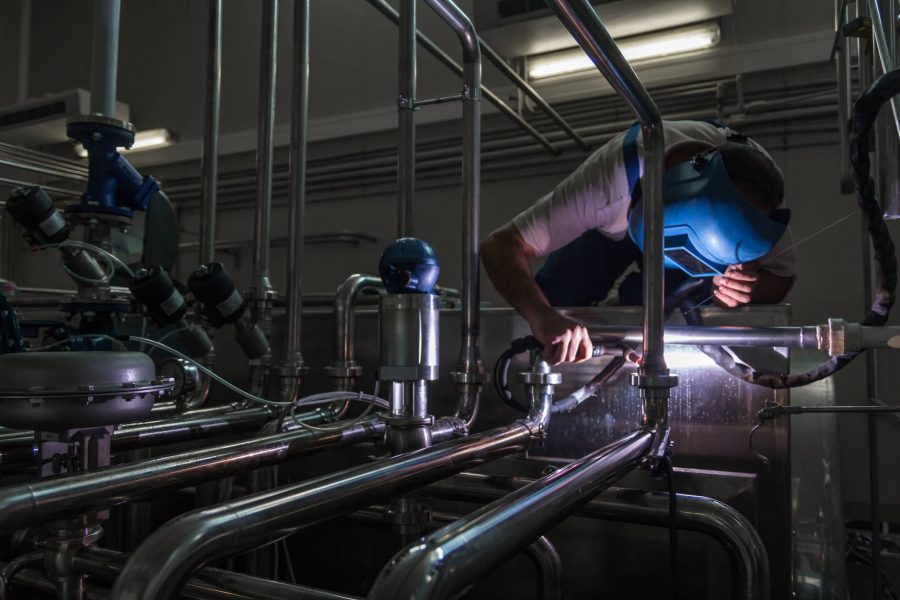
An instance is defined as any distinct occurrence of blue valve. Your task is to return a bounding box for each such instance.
[378,238,440,294]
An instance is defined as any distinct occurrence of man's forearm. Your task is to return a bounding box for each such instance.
[481,229,553,323]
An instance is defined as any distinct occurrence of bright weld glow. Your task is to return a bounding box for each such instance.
[528,22,720,80]
[662,348,717,369]
[74,128,174,157]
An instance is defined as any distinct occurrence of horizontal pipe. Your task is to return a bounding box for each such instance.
[74,547,359,600]
[584,324,822,349]
[110,420,536,600]
[426,472,770,600]
[368,428,654,599]
[0,416,384,531]
[0,565,108,600]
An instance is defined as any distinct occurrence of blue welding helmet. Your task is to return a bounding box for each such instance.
[627,150,790,278]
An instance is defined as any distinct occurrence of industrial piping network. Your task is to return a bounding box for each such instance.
[1,0,900,598]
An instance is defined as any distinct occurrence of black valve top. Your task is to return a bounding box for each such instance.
[129,265,187,326]
[6,187,70,246]
[187,262,246,327]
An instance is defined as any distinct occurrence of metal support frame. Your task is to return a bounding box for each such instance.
[545,0,673,428]
[276,0,311,403]
[199,0,222,265]
[364,0,560,156]
[250,0,279,313]
[398,0,416,236]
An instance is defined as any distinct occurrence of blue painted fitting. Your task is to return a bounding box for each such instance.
[66,117,160,217]
[378,238,440,294]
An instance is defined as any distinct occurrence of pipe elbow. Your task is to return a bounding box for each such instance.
[368,539,448,600]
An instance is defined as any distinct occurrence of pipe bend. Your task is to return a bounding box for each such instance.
[110,507,241,600]
[422,0,480,63]
[333,274,383,368]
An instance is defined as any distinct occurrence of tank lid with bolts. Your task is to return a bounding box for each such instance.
[378,238,440,295]
[0,351,172,430]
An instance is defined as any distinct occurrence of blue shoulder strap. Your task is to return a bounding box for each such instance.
[622,123,641,198]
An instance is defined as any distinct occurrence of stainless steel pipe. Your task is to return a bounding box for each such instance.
[419,0,486,429]
[364,0,558,156]
[74,547,360,600]
[584,324,821,349]
[277,0,311,402]
[88,0,120,116]
[835,0,854,193]
[426,472,770,600]
[110,421,536,599]
[368,429,655,599]
[398,0,416,236]
[546,0,670,426]
[199,0,222,265]
[251,0,279,306]
[0,417,383,532]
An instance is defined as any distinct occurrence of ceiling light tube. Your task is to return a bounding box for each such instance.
[528,21,721,80]
[74,127,174,158]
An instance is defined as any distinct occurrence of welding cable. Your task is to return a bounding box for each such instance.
[551,355,627,413]
[672,69,900,389]
[493,336,544,413]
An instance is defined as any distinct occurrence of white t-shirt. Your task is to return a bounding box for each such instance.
[512,120,796,278]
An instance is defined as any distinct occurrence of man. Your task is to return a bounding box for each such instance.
[481,120,795,365]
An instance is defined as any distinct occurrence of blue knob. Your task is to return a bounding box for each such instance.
[378,238,440,294]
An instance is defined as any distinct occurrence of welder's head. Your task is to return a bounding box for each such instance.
[627,142,789,278]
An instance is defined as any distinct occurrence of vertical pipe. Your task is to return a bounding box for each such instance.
[199,0,222,265]
[251,0,279,304]
[281,0,310,382]
[545,0,671,426]
[398,0,416,237]
[835,0,854,194]
[422,0,485,426]
[16,0,30,104]
[88,0,120,117]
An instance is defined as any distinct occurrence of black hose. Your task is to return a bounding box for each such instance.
[678,69,900,389]
[492,336,543,413]
[0,551,44,600]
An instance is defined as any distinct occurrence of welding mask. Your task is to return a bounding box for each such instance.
[627,149,790,278]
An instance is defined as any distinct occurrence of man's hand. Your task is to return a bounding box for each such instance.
[712,263,759,308]
[527,308,593,365]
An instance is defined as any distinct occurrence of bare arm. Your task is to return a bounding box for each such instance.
[481,223,592,365]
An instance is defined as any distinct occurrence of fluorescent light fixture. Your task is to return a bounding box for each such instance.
[74,127,174,158]
[528,22,721,80]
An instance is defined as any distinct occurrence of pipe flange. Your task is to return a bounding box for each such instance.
[518,371,562,386]
[450,370,487,385]
[384,414,435,429]
[324,363,363,380]
[274,363,310,378]
[630,372,679,389]
[66,114,135,134]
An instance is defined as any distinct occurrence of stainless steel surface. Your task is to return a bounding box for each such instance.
[378,293,440,381]
[867,0,900,140]
[523,535,563,600]
[0,565,107,600]
[251,0,278,304]
[110,421,535,600]
[368,429,654,600]
[0,416,383,532]
[583,323,820,349]
[291,304,792,597]
[199,0,222,265]
[364,0,558,156]
[89,0,120,116]
[398,0,416,237]
[278,0,311,402]
[544,0,670,422]
[427,472,770,600]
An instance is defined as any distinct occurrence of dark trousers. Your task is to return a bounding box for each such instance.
[534,230,692,307]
